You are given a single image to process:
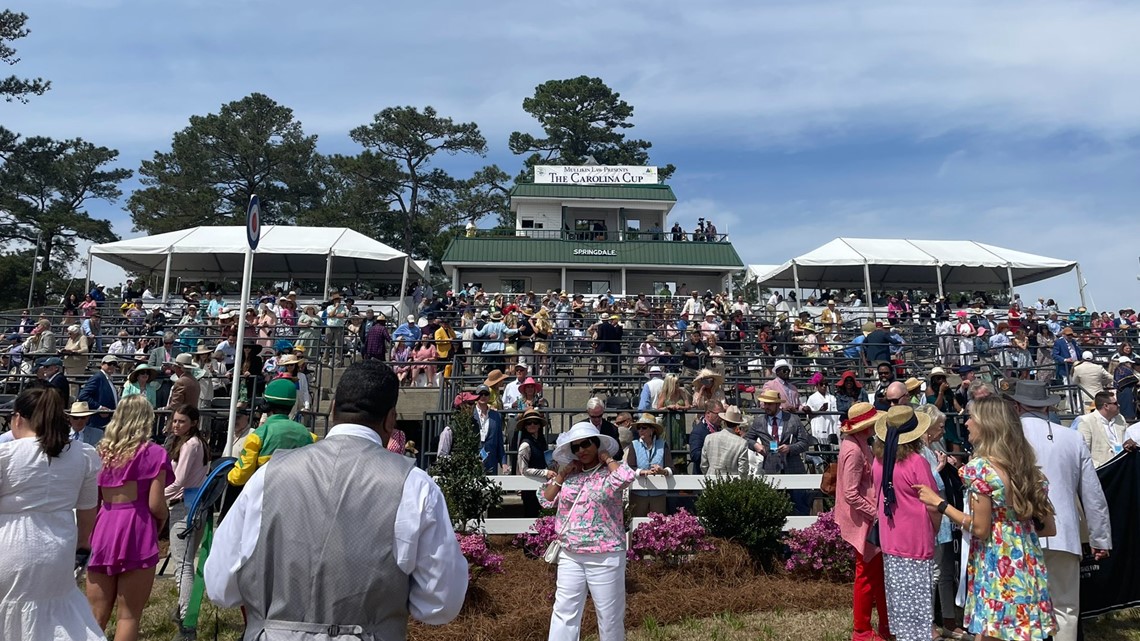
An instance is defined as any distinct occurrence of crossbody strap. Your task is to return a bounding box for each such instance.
[556,477,590,537]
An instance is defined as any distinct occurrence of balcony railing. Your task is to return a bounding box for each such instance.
[465,228,730,243]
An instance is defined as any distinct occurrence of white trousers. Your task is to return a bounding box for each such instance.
[1043,549,1080,641]
[549,550,626,641]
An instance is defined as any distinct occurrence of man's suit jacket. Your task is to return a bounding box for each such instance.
[1051,338,1080,376]
[477,408,505,474]
[1021,414,1111,556]
[1070,362,1113,398]
[168,373,201,411]
[46,372,70,405]
[1075,412,1129,468]
[701,430,750,477]
[77,371,117,429]
[743,411,811,474]
[595,322,623,355]
[74,426,104,446]
[148,345,182,369]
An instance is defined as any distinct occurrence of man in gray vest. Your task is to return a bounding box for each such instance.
[204,361,468,640]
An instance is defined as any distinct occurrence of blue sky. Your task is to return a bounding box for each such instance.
[6,1,1140,310]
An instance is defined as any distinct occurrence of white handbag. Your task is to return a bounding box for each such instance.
[544,482,587,564]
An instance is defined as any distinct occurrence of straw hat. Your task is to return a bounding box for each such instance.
[873,405,932,444]
[65,401,97,417]
[757,389,783,405]
[929,367,948,377]
[552,422,619,465]
[717,405,747,425]
[195,344,215,355]
[630,412,664,437]
[278,353,304,368]
[692,368,725,389]
[483,369,508,388]
[904,377,923,394]
[841,402,881,434]
[518,408,548,428]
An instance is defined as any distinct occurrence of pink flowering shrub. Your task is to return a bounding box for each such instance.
[457,532,503,581]
[783,510,855,582]
[512,515,558,559]
[628,509,714,564]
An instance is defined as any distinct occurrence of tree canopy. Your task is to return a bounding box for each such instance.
[0,11,50,104]
[508,76,675,183]
[128,93,321,235]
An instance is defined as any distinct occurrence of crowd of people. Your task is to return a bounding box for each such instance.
[2,280,1138,641]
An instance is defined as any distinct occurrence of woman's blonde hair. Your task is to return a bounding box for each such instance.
[97,395,156,468]
[656,374,687,408]
[969,396,1054,522]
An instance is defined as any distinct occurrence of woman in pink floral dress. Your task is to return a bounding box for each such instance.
[540,422,635,641]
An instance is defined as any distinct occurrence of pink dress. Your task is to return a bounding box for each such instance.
[88,442,173,575]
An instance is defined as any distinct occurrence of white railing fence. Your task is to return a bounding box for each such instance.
[474,474,823,535]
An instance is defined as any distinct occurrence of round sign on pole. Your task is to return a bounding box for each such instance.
[246,195,261,250]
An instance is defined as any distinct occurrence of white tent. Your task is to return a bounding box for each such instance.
[88,226,427,302]
[753,238,1084,306]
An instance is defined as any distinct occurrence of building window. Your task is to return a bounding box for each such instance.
[652,281,677,297]
[501,279,526,294]
[574,219,609,241]
[573,280,611,296]
[521,219,535,229]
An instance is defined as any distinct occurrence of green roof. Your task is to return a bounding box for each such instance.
[442,236,743,269]
[510,183,677,202]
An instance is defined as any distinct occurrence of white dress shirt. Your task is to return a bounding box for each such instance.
[203,424,468,624]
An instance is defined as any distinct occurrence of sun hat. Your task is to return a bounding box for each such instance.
[520,377,541,392]
[629,412,664,437]
[490,311,503,321]
[518,408,548,427]
[840,402,881,434]
[127,363,158,384]
[278,353,304,368]
[483,369,508,388]
[552,422,619,465]
[65,401,97,417]
[195,344,215,355]
[801,324,818,334]
[647,365,663,378]
[929,367,948,377]
[837,370,863,389]
[692,368,725,388]
[718,405,747,425]
[757,389,782,405]
[171,353,195,367]
[873,405,932,445]
[1001,380,1063,408]
[861,321,875,335]
[904,377,922,394]
[773,358,791,371]
[599,313,611,322]
[263,378,298,406]
[67,324,80,334]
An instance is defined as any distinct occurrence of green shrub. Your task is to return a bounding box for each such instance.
[695,475,792,570]
[429,407,502,532]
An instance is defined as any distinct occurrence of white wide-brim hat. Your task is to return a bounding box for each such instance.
[552,422,619,466]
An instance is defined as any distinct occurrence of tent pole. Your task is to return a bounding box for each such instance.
[323,254,333,301]
[863,263,874,319]
[727,271,733,298]
[621,267,627,297]
[223,246,255,458]
[792,262,800,305]
[161,252,173,303]
[398,256,410,319]
[1076,264,1087,309]
[561,267,567,293]
[1006,265,1015,302]
[935,264,944,299]
[84,248,93,298]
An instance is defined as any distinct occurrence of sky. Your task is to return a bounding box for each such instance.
[5,0,1140,310]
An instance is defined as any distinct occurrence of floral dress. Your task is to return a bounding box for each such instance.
[961,458,1056,640]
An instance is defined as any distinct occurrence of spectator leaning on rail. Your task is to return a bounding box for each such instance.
[227,378,318,486]
[205,361,468,639]
[700,405,750,477]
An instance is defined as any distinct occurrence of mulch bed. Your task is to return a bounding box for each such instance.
[409,540,851,641]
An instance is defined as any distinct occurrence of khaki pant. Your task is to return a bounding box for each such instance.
[629,492,666,517]
[1042,549,1080,641]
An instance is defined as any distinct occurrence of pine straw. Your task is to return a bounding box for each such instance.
[408,540,851,641]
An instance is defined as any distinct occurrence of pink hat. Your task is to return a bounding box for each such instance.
[808,372,826,386]
[520,377,541,392]
[956,310,968,318]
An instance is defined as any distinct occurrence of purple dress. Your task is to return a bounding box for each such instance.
[88,442,173,575]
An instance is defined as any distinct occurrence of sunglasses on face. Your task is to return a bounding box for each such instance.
[570,438,598,453]
[888,397,904,404]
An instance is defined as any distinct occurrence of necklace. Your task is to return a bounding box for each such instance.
[583,463,602,474]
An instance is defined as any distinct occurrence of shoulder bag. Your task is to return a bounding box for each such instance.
[544,481,588,564]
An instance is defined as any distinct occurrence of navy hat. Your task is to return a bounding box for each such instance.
[957,365,976,374]
[35,357,63,369]
[4,333,19,342]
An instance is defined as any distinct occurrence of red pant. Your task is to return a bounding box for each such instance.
[852,551,890,641]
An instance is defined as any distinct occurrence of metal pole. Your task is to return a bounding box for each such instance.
[27,230,42,308]
[1076,263,1087,309]
[223,246,255,457]
[792,262,800,304]
[1006,265,1015,302]
[620,267,627,296]
[935,264,944,298]
[161,252,173,303]
[863,263,874,319]
[398,256,410,319]
[561,267,567,293]
[322,253,333,302]
[84,245,92,296]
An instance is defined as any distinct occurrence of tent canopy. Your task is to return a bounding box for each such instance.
[753,238,1078,291]
[90,226,425,281]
